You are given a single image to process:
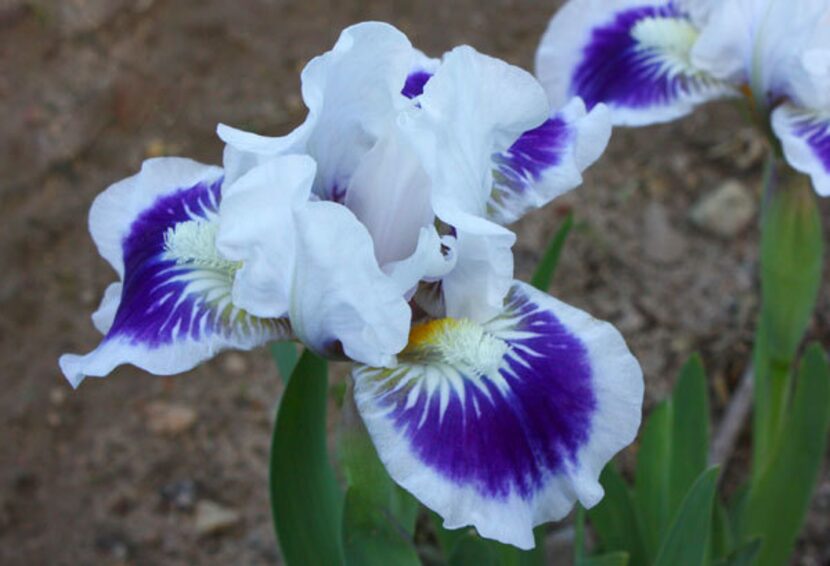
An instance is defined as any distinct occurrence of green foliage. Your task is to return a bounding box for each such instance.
[653,467,719,566]
[740,344,830,566]
[339,392,420,565]
[270,341,299,383]
[588,465,646,566]
[531,212,574,292]
[590,355,715,566]
[270,350,344,565]
[760,180,823,364]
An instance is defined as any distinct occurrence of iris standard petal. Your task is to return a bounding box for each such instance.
[489,98,612,224]
[352,281,643,549]
[289,201,412,368]
[219,22,416,202]
[536,0,732,126]
[60,158,290,388]
[772,103,830,196]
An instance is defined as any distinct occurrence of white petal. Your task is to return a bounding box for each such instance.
[91,282,122,334]
[290,201,412,367]
[384,226,456,298]
[219,22,416,200]
[216,155,317,317]
[692,0,830,106]
[772,103,830,196]
[344,125,434,266]
[353,281,643,549]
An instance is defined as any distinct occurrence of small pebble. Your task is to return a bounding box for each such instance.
[145,402,197,435]
[194,500,241,536]
[691,180,756,238]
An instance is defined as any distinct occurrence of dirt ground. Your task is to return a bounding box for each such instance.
[1,0,828,564]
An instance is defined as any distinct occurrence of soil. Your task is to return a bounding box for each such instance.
[1,0,828,564]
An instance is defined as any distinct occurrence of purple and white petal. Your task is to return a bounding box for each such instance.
[489,98,612,224]
[402,50,439,100]
[60,158,290,388]
[536,0,733,126]
[353,281,643,549]
[218,22,417,201]
[772,103,830,196]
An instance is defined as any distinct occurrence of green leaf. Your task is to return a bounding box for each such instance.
[654,467,720,566]
[338,387,419,565]
[635,401,673,562]
[582,552,630,566]
[670,354,710,514]
[531,212,573,291]
[740,344,830,566]
[712,539,761,566]
[588,464,646,566]
[270,341,299,383]
[448,534,498,566]
[270,350,343,565]
[760,178,823,364]
[710,500,733,562]
[434,517,546,566]
[341,487,420,566]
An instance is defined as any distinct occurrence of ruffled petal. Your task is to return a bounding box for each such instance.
[536,0,733,126]
[60,159,290,388]
[489,98,612,224]
[290,201,412,367]
[218,21,416,200]
[772,103,830,196]
[216,155,317,317]
[353,281,643,549]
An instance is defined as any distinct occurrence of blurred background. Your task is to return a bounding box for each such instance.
[1,0,828,564]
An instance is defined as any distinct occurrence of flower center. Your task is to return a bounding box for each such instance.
[163,219,240,274]
[631,16,699,75]
[406,318,508,375]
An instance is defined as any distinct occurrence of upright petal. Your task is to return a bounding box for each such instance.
[290,202,412,367]
[344,125,435,267]
[218,22,416,200]
[60,158,290,388]
[692,0,830,107]
[537,0,733,126]
[772,103,830,196]
[216,155,317,317]
[353,281,643,549]
[489,98,612,224]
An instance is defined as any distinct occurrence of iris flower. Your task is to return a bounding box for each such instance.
[60,22,643,549]
[536,0,830,196]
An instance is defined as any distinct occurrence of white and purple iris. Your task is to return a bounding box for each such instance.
[60,22,643,549]
[536,0,830,196]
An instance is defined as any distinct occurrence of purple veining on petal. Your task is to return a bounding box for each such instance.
[493,116,570,194]
[402,70,433,99]
[106,177,229,348]
[795,116,830,171]
[572,2,696,110]
[381,286,596,499]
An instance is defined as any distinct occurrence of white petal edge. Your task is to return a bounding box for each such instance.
[772,103,830,196]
